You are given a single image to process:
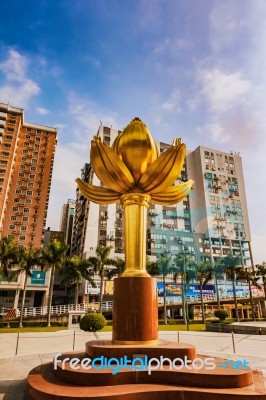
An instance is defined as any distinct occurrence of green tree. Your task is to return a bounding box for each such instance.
[106,257,125,280]
[212,258,225,309]
[60,255,95,310]
[158,251,178,324]
[146,257,159,276]
[87,246,116,313]
[16,247,41,327]
[221,254,242,322]
[0,236,20,278]
[237,267,261,321]
[173,253,194,326]
[256,262,266,302]
[192,260,214,324]
[41,239,68,326]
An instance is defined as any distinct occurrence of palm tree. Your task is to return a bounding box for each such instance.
[60,255,94,310]
[87,246,116,313]
[106,257,125,280]
[221,254,242,322]
[212,258,225,309]
[237,267,261,321]
[16,247,41,327]
[0,236,20,278]
[158,251,177,324]
[192,260,214,324]
[256,262,266,302]
[146,257,159,276]
[41,239,68,326]
[173,253,194,326]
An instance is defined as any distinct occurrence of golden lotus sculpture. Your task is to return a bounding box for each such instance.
[76,118,193,277]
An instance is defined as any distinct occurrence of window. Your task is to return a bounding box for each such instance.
[22,149,28,154]
[4,144,11,148]
[25,135,31,139]
[36,137,40,141]
[21,157,27,162]
[15,189,22,194]
[22,216,28,221]
[12,207,18,211]
[32,159,37,164]
[26,190,32,195]
[26,128,32,132]
[7,128,14,132]
[5,136,12,140]
[33,151,38,156]
[37,130,41,134]
[28,182,34,187]
[9,120,16,125]
[19,235,25,240]
[0,169,6,174]
[16,181,22,185]
[25,199,31,204]
[20,226,27,231]
[2,152,9,157]
[24,208,30,213]
[31,166,36,171]
[30,174,35,179]
[9,225,15,230]
[14,198,19,203]
[10,216,17,221]
[0,160,8,165]
[34,144,39,148]
[19,165,25,169]
[18,172,24,177]
[0,178,4,183]
[24,142,29,147]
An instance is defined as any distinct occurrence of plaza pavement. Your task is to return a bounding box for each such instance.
[0,327,265,399]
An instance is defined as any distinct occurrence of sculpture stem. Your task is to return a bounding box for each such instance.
[120,193,151,277]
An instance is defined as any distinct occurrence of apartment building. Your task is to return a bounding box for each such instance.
[0,102,57,309]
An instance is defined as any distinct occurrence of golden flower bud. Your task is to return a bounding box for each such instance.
[112,117,158,184]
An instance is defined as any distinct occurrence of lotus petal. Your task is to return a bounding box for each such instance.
[76,179,120,204]
[150,180,194,205]
[91,137,135,193]
[138,142,186,193]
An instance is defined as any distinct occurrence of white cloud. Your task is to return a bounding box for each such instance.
[161,89,181,112]
[198,123,230,145]
[36,106,50,115]
[0,49,40,107]
[198,68,251,113]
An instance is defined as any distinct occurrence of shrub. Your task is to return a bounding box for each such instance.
[80,313,107,332]
[214,309,229,321]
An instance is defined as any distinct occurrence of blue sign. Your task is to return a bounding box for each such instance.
[157,282,216,296]
[31,271,45,285]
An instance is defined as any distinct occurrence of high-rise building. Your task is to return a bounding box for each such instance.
[60,199,75,249]
[0,102,57,309]
[0,102,57,247]
[71,124,253,269]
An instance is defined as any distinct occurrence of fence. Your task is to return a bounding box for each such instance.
[0,330,264,363]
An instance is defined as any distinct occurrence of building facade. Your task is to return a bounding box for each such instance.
[60,199,75,250]
[0,102,57,309]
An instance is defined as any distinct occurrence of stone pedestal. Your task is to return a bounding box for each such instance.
[112,277,158,344]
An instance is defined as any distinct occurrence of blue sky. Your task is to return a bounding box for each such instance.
[0,0,265,263]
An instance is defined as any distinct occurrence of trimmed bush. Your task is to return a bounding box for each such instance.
[80,313,107,332]
[214,309,229,321]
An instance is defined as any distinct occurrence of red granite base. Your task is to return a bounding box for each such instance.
[26,340,266,399]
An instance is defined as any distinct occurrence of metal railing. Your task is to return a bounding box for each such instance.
[12,291,263,318]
